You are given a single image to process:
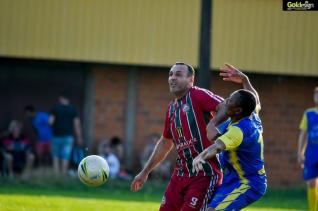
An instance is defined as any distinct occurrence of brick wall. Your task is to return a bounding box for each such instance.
[134,68,171,153]
[93,67,128,150]
[93,65,317,187]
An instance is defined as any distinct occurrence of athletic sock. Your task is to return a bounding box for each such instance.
[308,187,317,211]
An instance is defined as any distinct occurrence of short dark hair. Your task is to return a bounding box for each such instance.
[236,90,256,117]
[175,62,195,77]
[110,136,122,147]
[24,104,35,113]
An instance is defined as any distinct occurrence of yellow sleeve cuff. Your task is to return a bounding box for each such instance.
[299,112,307,131]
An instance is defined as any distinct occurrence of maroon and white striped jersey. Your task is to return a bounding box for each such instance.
[163,86,223,177]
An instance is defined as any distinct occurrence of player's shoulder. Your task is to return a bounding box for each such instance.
[231,120,246,133]
[190,86,222,100]
[165,100,175,112]
[167,99,175,107]
[191,86,212,94]
[305,107,317,114]
[235,114,261,132]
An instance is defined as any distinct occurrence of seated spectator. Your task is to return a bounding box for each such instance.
[0,131,9,177]
[24,105,53,167]
[110,136,132,180]
[99,140,120,179]
[140,133,171,180]
[2,120,35,177]
[110,136,124,162]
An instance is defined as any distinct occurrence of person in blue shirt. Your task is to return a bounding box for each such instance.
[192,64,266,211]
[25,105,53,167]
[298,87,318,211]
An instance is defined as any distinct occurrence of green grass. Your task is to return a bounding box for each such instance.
[0,171,308,211]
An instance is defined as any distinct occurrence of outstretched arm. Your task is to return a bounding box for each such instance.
[131,136,173,192]
[194,125,243,172]
[220,63,260,106]
[192,140,226,172]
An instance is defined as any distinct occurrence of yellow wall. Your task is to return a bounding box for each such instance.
[0,0,317,76]
[212,0,318,76]
[0,0,200,66]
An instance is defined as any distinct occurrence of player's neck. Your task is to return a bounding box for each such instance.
[231,117,240,124]
[174,88,190,100]
[231,115,244,124]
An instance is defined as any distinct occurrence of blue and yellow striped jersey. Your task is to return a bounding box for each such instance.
[299,108,318,164]
[218,111,267,194]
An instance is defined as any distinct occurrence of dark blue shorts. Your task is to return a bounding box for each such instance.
[209,182,265,211]
[304,162,318,180]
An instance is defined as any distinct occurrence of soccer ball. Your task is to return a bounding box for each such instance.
[78,155,110,187]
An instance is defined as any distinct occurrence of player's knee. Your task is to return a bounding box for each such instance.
[307,178,318,188]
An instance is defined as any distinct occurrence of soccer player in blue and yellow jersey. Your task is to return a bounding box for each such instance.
[193,64,267,211]
[298,87,318,211]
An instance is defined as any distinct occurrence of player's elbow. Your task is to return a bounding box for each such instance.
[207,124,219,141]
[215,140,226,152]
[157,137,173,152]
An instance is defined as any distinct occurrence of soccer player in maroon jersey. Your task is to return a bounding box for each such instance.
[131,62,224,211]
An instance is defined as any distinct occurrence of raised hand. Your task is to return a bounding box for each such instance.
[220,63,247,84]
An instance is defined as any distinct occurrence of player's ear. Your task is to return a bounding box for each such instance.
[189,75,194,84]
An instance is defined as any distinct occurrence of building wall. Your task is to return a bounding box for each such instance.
[0,0,200,66]
[92,66,128,150]
[93,65,317,187]
[212,0,318,76]
[1,0,317,76]
[134,68,172,155]
[0,57,315,187]
[0,58,86,136]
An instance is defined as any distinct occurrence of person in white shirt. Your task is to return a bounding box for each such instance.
[99,140,120,179]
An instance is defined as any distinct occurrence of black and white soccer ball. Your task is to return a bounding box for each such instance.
[78,155,110,187]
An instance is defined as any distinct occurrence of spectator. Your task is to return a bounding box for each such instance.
[99,140,120,179]
[110,136,132,180]
[110,136,124,162]
[140,133,171,180]
[2,120,35,178]
[24,105,52,167]
[0,130,9,177]
[49,91,83,176]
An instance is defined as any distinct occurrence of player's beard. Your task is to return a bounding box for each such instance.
[170,85,189,98]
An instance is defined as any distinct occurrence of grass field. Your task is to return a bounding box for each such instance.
[0,170,308,211]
